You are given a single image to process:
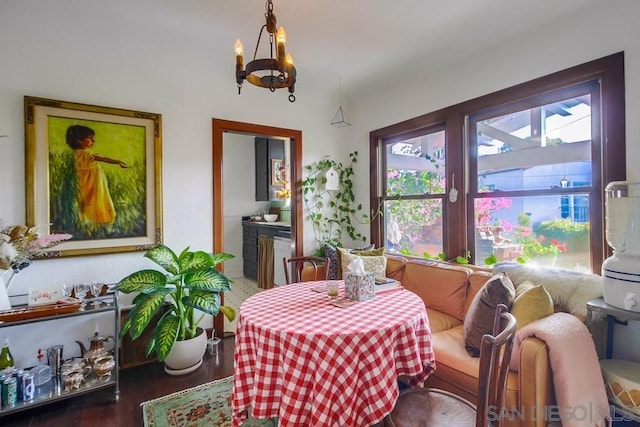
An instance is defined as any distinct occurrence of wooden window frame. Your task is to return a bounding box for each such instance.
[370,52,625,273]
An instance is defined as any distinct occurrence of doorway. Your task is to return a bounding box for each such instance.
[212,118,303,336]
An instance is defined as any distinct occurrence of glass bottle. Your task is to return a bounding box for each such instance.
[0,337,15,369]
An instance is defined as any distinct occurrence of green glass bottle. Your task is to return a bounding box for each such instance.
[0,337,15,369]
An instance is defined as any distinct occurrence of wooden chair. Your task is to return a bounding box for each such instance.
[282,256,330,284]
[385,304,517,427]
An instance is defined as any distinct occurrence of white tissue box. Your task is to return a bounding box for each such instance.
[344,272,375,301]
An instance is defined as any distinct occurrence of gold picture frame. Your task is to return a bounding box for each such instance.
[24,96,163,257]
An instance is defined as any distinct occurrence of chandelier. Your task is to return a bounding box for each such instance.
[234,0,297,102]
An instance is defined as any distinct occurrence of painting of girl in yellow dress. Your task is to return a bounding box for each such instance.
[66,125,128,226]
[48,119,147,240]
[25,96,161,256]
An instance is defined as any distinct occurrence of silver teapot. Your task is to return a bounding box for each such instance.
[76,332,114,365]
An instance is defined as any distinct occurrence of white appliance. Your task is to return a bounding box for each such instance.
[273,235,292,286]
[603,181,640,311]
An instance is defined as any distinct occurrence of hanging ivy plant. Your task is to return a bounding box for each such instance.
[302,151,378,253]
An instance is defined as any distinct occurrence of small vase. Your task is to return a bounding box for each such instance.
[0,269,16,311]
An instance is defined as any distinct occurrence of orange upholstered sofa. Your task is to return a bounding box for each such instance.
[303,253,602,427]
[385,255,555,427]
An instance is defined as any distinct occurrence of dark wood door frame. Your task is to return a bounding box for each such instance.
[212,118,303,336]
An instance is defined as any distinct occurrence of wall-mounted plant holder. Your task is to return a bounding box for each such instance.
[325,166,340,191]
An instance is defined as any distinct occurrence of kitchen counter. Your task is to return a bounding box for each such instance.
[242,221,291,280]
[248,221,291,227]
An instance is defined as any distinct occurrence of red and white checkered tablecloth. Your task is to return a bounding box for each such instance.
[232,280,435,427]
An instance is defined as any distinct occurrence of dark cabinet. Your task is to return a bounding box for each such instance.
[243,224,259,280]
[255,137,284,201]
[242,222,290,281]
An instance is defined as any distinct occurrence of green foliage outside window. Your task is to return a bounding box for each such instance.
[533,218,590,254]
[385,153,444,257]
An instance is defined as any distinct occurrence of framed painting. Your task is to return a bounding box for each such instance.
[271,158,284,186]
[24,96,163,257]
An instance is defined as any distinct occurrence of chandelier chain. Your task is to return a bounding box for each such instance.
[253,25,266,61]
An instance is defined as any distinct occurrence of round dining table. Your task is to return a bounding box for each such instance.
[231,280,435,427]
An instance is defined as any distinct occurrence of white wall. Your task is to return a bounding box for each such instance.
[346,1,640,236]
[0,0,342,263]
[222,133,269,278]
[2,0,639,363]
[345,0,640,359]
[0,0,342,364]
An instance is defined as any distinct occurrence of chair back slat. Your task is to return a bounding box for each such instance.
[385,303,516,427]
[282,256,330,284]
[475,303,517,427]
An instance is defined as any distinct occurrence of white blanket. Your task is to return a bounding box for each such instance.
[510,312,610,427]
[494,262,603,320]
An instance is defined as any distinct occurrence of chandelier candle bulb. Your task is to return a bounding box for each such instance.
[276,27,286,61]
[277,43,285,62]
[234,39,243,66]
[285,53,294,66]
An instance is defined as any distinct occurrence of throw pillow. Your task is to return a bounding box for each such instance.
[511,280,554,330]
[338,247,387,279]
[463,272,515,357]
[493,262,603,320]
[323,244,340,280]
[324,243,375,280]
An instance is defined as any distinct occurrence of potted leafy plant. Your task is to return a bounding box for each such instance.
[302,151,384,255]
[115,245,235,373]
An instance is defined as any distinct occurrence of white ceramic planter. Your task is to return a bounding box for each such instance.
[163,327,207,375]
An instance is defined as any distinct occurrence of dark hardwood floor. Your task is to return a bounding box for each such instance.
[1,334,235,427]
[4,333,638,427]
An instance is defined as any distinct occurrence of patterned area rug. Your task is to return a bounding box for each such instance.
[141,376,277,427]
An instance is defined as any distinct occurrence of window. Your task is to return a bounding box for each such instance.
[383,128,446,257]
[470,83,597,269]
[369,52,625,273]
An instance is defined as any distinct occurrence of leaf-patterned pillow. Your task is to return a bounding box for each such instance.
[338,247,387,279]
[324,243,374,280]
